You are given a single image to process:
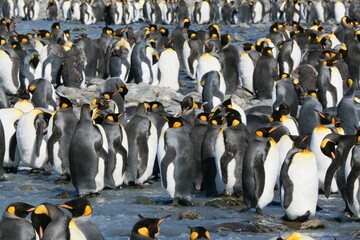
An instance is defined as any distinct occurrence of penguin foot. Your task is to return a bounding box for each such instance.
[240,207,250,213]
[281,211,311,222]
[173,198,194,207]
[55,178,71,185]
[28,168,42,175]
[81,192,100,198]
[270,200,282,206]
[316,205,323,211]
[255,207,265,215]
[4,167,17,174]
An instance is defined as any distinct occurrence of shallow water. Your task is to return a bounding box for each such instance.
[1,19,359,239]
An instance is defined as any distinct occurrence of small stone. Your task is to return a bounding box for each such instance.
[56,192,70,199]
[282,219,325,230]
[214,221,271,233]
[17,185,34,191]
[204,197,244,208]
[135,197,156,205]
[178,210,204,220]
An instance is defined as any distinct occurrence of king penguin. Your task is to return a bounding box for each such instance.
[280,135,319,221]
[214,109,249,196]
[0,202,38,240]
[125,102,158,185]
[157,116,194,205]
[189,226,211,239]
[130,214,169,240]
[28,78,57,111]
[59,198,105,240]
[243,125,280,214]
[69,104,108,197]
[46,94,78,183]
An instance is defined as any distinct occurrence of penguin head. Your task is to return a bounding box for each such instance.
[320,49,338,61]
[356,29,360,41]
[51,22,61,31]
[163,116,184,128]
[315,110,334,125]
[149,101,165,113]
[341,16,353,28]
[0,36,6,46]
[118,84,129,98]
[29,51,41,69]
[59,198,93,218]
[320,136,336,159]
[290,135,309,150]
[34,30,52,39]
[269,23,278,33]
[179,96,198,113]
[255,126,278,138]
[64,29,71,40]
[149,24,158,32]
[5,202,35,218]
[209,114,225,126]
[17,34,30,44]
[338,44,347,58]
[242,43,255,51]
[164,38,174,49]
[19,89,31,100]
[56,93,73,109]
[306,90,318,98]
[187,30,197,39]
[104,113,123,123]
[226,111,242,127]
[102,91,118,100]
[196,112,210,123]
[91,97,111,111]
[159,27,169,38]
[208,24,220,38]
[220,33,231,48]
[262,46,273,56]
[28,83,37,93]
[278,103,290,116]
[183,18,191,30]
[135,102,150,116]
[114,28,127,38]
[102,26,114,36]
[189,226,211,239]
[11,41,22,50]
[131,215,170,239]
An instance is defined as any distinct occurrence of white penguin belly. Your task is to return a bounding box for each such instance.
[257,141,279,209]
[283,152,318,219]
[330,66,343,106]
[141,62,151,84]
[17,110,48,169]
[182,40,194,79]
[115,3,123,24]
[113,126,128,187]
[0,51,18,94]
[334,2,346,24]
[310,128,338,192]
[239,53,254,92]
[166,163,175,198]
[52,141,63,174]
[0,109,23,167]
[94,125,107,193]
[72,3,80,21]
[253,2,263,23]
[277,135,293,183]
[314,2,324,22]
[158,49,180,91]
[291,41,301,71]
[283,118,299,135]
[214,131,226,195]
[196,54,221,93]
[199,2,210,24]
[136,122,157,184]
[62,1,71,20]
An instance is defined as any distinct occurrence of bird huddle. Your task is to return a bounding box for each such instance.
[0,198,104,240]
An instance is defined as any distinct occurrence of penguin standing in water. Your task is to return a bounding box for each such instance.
[0,202,38,240]
[16,109,52,171]
[281,135,319,221]
[47,94,78,183]
[125,102,158,185]
[59,198,104,240]
[99,113,128,189]
[69,104,108,197]
[243,126,279,214]
[253,47,278,99]
[157,116,194,205]
[130,214,169,240]
[214,110,249,196]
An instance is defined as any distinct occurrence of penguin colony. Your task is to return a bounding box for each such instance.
[0,0,360,238]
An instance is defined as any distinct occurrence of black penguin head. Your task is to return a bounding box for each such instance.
[196,112,210,122]
[356,30,360,41]
[57,93,73,109]
[339,44,347,58]
[278,103,290,116]
[19,89,31,100]
[226,111,242,127]
[28,83,36,93]
[34,30,52,39]
[280,73,290,79]
[118,84,129,98]
[136,102,150,115]
[159,27,169,38]
[221,98,233,110]
[269,23,278,33]
[114,28,126,38]
[149,101,164,112]
[189,226,211,239]
[220,33,231,48]
[179,96,196,113]
[242,43,255,51]
[163,116,184,128]
[290,135,310,150]
[262,46,273,56]
[164,38,174,49]
[91,97,111,110]
[209,114,225,126]
[30,51,40,69]
[102,91,117,100]
[208,24,220,39]
[320,136,336,159]
[102,26,114,36]
[59,198,93,218]
[187,30,197,39]
[17,34,30,44]
[312,19,321,27]
[64,29,71,40]
[131,215,170,239]
[51,22,61,31]
[149,24,158,32]
[183,18,191,30]
[255,126,278,138]
[5,202,35,218]
[0,36,6,46]
[11,41,22,50]
[306,90,318,98]
[341,16,353,28]
[315,110,334,125]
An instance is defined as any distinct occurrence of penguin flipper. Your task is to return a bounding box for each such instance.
[9,132,17,161]
[136,133,150,178]
[160,145,176,189]
[254,154,265,200]
[47,125,62,165]
[35,120,46,158]
[346,163,360,206]
[114,136,128,175]
[324,155,341,198]
[280,153,295,209]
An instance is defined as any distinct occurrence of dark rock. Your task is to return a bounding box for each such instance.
[178,210,204,220]
[17,185,34,191]
[135,197,156,205]
[213,221,272,233]
[204,197,245,208]
[282,219,325,230]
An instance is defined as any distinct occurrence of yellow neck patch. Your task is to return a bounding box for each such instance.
[34,205,49,216]
[190,232,199,240]
[138,227,150,237]
[200,115,207,122]
[205,231,210,239]
[172,121,182,128]
[256,131,263,137]
[83,205,92,216]
[7,206,15,216]
[231,119,240,127]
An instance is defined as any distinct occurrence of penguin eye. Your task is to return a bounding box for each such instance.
[190,232,199,240]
